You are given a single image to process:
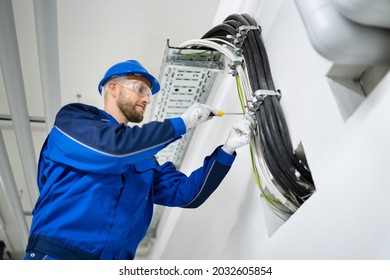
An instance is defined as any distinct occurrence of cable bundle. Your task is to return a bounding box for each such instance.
[179,14,315,216]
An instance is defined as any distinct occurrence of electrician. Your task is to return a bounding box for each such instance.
[24,60,254,260]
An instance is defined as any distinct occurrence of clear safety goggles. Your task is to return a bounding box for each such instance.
[115,79,151,97]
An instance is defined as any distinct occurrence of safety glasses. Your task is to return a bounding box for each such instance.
[115,79,151,97]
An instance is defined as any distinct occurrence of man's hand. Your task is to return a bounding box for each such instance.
[222,114,255,154]
[181,102,219,131]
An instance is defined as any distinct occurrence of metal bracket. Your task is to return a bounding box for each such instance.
[237,25,260,35]
[228,59,244,76]
[249,89,282,112]
[253,89,282,100]
[236,26,260,43]
[233,25,260,54]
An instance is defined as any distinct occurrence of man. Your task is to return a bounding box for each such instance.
[24,60,254,260]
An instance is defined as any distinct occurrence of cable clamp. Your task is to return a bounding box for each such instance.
[233,25,260,51]
[235,26,260,42]
[237,25,260,35]
[234,47,244,56]
[228,59,243,76]
[228,60,243,69]
[253,89,281,101]
[249,90,282,111]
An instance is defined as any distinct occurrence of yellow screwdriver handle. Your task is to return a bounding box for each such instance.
[210,110,224,117]
[217,110,224,117]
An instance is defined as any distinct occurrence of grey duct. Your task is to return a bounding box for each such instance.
[0,0,39,205]
[294,0,390,65]
[33,0,61,132]
[331,0,390,29]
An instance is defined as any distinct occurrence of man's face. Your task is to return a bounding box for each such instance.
[115,78,151,123]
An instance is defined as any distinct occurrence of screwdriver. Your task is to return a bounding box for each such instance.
[210,110,244,117]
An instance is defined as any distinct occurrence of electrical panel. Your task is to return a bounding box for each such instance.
[149,42,224,166]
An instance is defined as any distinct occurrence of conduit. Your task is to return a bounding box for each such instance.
[33,0,62,131]
[294,0,390,65]
[331,0,390,29]
[0,0,39,205]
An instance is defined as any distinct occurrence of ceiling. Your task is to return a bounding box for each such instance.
[0,0,222,259]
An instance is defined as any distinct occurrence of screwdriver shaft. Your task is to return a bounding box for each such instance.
[223,113,244,115]
[209,110,244,117]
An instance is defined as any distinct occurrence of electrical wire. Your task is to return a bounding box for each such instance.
[211,14,315,203]
[179,38,296,213]
[178,13,315,214]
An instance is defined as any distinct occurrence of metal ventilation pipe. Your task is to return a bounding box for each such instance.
[33,0,62,132]
[0,0,39,205]
[331,0,390,29]
[294,0,390,65]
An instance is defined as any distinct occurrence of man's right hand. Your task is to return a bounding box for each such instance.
[181,102,219,131]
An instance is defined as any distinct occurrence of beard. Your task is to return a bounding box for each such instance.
[116,90,145,123]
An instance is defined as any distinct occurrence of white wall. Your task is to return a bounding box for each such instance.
[150,0,390,259]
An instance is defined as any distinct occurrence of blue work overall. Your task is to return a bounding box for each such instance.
[25,103,235,260]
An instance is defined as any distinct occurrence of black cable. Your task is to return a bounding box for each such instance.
[201,24,236,40]
[222,19,241,30]
[201,13,316,206]
[200,20,263,90]
[257,106,294,198]
[241,13,275,90]
[242,15,314,200]
[234,15,308,197]
[264,96,309,198]
[224,14,268,89]
[271,97,314,184]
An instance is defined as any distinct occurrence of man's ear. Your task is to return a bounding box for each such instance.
[108,82,118,98]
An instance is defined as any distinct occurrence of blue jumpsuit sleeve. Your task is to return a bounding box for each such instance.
[45,103,186,174]
[153,146,236,208]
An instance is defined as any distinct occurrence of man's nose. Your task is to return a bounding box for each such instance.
[142,94,151,104]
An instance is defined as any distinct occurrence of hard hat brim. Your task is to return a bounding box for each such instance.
[98,60,160,95]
